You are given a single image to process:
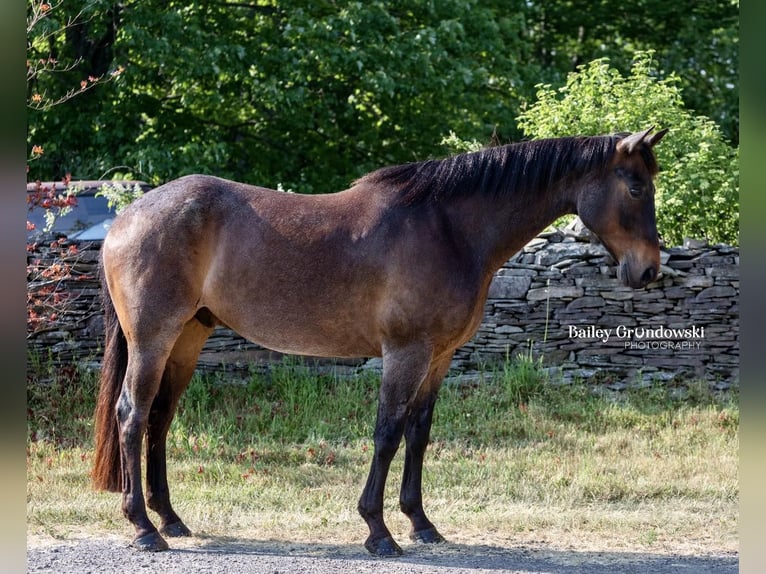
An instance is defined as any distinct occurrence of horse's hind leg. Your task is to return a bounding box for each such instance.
[400,355,452,545]
[118,346,175,551]
[146,317,214,538]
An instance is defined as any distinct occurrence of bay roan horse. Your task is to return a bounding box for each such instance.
[92,127,667,555]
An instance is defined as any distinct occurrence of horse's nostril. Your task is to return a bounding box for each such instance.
[641,266,657,285]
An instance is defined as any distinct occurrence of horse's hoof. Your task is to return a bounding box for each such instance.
[160,521,192,538]
[131,531,169,552]
[410,526,446,544]
[364,535,403,557]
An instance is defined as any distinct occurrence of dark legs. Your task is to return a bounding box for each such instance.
[119,319,211,551]
[400,392,445,544]
[117,349,170,551]
[358,399,409,557]
[358,347,452,556]
[146,320,213,539]
[122,327,450,556]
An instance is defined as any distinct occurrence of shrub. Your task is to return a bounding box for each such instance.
[515,51,739,246]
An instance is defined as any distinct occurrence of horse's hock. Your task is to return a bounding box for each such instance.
[27,225,739,388]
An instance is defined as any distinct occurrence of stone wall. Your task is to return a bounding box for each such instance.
[27,242,105,367]
[27,227,739,387]
[453,225,738,388]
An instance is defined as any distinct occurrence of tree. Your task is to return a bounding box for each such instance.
[27,0,738,198]
[27,0,125,180]
[516,52,739,246]
[28,0,534,193]
[523,0,739,145]
[26,0,125,335]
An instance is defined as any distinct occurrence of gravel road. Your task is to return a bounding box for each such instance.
[27,536,738,573]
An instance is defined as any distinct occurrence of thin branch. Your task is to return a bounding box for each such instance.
[27,67,124,111]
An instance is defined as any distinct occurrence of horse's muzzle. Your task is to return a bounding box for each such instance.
[619,260,659,289]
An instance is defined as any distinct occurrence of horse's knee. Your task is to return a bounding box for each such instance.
[357,499,375,521]
[145,486,166,512]
[372,418,405,456]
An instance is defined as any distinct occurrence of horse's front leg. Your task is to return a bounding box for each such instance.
[358,342,433,557]
[400,355,451,545]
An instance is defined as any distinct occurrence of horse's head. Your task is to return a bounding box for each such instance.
[576,126,668,289]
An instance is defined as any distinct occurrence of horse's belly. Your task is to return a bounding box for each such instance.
[251,334,380,359]
[217,310,382,359]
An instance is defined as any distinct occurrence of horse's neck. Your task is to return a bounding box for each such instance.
[447,181,576,274]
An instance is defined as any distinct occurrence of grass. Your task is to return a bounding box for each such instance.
[26,355,738,555]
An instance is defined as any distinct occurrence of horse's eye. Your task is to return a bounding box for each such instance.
[628,186,643,199]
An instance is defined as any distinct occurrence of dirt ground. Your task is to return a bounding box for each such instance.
[27,533,738,574]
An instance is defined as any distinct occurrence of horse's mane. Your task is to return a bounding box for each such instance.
[354,135,649,206]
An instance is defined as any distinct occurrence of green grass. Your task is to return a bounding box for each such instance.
[26,355,738,553]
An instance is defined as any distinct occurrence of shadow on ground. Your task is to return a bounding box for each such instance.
[27,535,739,574]
[193,535,737,574]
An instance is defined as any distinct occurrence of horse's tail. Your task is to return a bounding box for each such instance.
[92,257,127,492]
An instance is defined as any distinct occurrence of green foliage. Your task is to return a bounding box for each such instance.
[500,347,547,406]
[522,0,739,145]
[175,360,379,447]
[440,131,485,154]
[29,0,531,191]
[95,180,145,213]
[516,52,739,246]
[27,1,738,199]
[26,360,99,448]
[27,353,737,548]
[27,351,735,455]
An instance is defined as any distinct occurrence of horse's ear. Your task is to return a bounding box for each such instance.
[616,126,655,154]
[646,127,668,147]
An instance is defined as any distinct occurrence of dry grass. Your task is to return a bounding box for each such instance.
[27,359,738,555]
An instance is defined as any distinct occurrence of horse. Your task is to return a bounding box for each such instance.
[92,126,667,556]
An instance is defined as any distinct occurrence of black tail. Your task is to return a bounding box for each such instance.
[92,257,127,492]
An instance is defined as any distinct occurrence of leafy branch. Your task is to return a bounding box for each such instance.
[26,0,126,335]
[27,0,125,112]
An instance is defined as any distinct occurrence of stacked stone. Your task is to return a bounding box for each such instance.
[26,240,105,370]
[26,225,739,388]
[453,225,739,387]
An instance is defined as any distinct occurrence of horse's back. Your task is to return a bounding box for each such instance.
[102,173,487,359]
[101,175,393,355]
[105,173,378,257]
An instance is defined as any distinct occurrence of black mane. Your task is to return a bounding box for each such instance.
[355,135,627,206]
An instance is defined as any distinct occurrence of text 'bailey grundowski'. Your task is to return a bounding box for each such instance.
[567,324,705,347]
